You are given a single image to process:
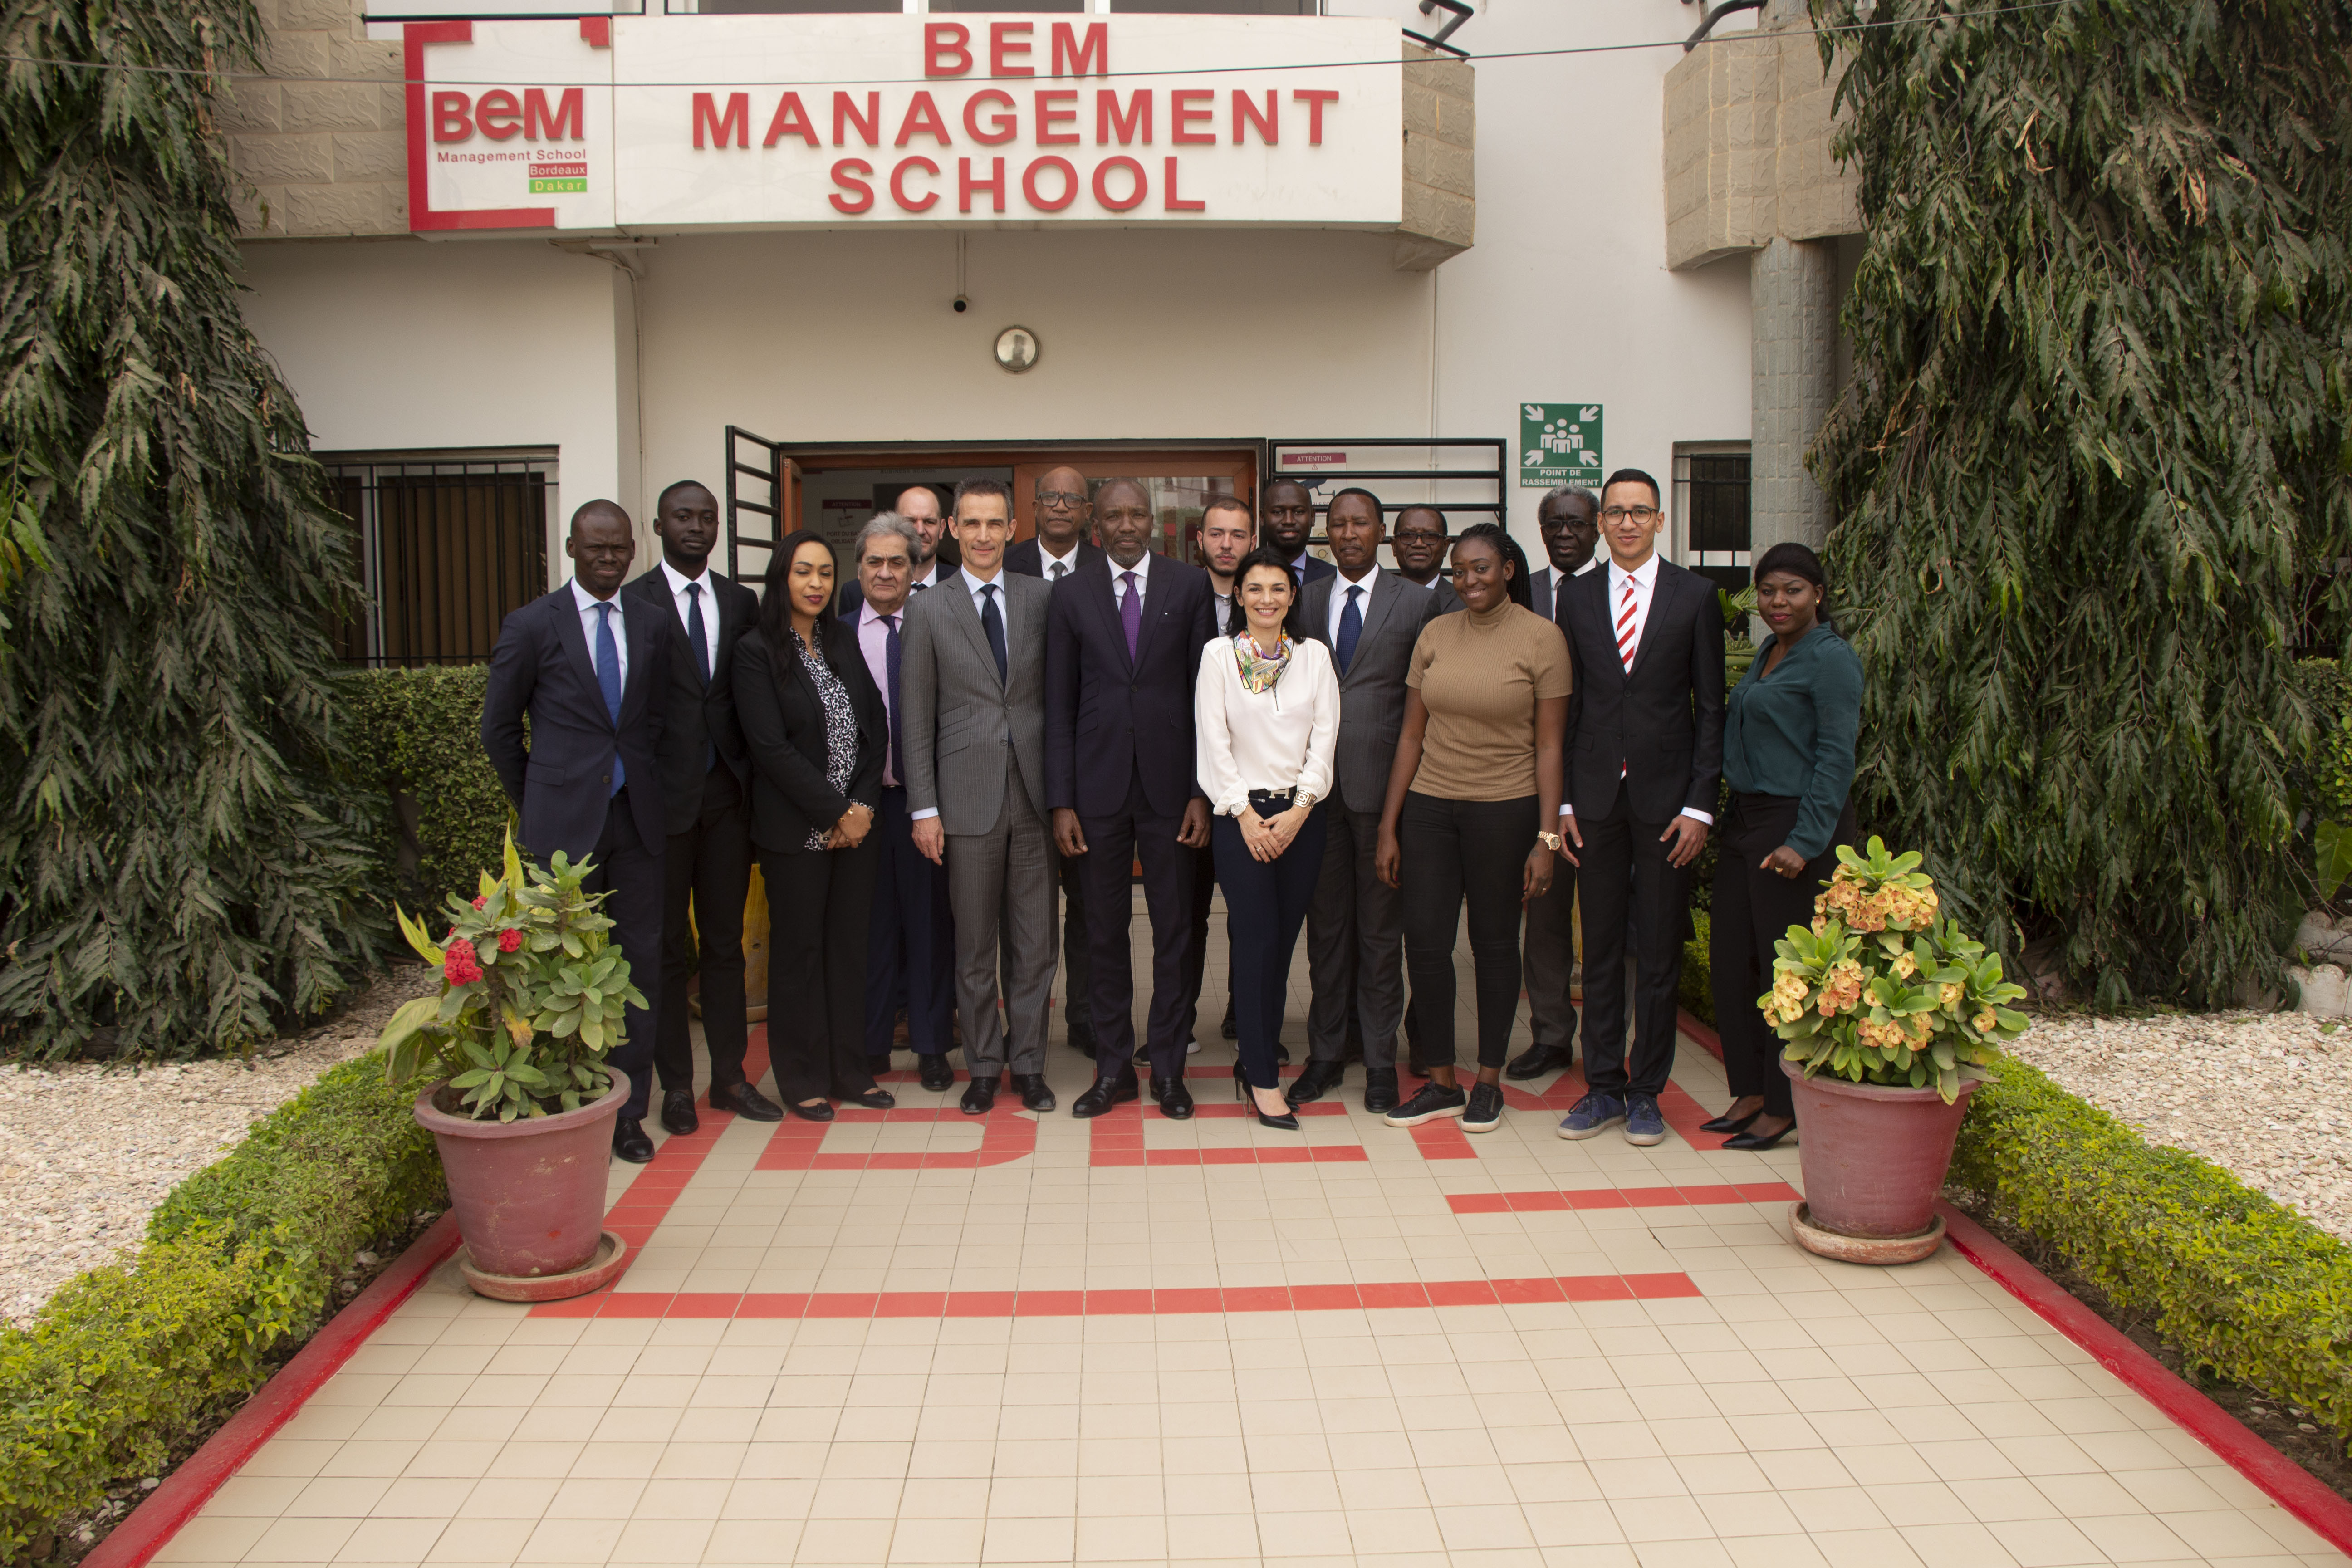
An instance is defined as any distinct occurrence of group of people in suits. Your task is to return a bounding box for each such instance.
[482,459,1863,1161]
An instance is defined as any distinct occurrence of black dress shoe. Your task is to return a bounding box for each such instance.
[1362,1072,1400,1115]
[838,1086,896,1111]
[1285,1060,1345,1107]
[1505,1044,1576,1081]
[1071,1069,1139,1118]
[1700,1107,1762,1135]
[660,1088,699,1137]
[1220,998,1238,1040]
[612,1117,655,1163]
[960,1075,999,1115]
[1012,1073,1056,1112]
[785,1098,834,1122]
[1151,1074,1195,1120]
[709,1081,784,1122]
[917,1054,955,1092]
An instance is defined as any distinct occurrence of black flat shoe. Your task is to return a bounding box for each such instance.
[960,1076,998,1115]
[1285,1060,1344,1107]
[1723,1120,1796,1152]
[786,1098,834,1123]
[917,1054,955,1092]
[659,1088,699,1137]
[1505,1044,1575,1081]
[1012,1073,1056,1112]
[1151,1073,1195,1120]
[838,1086,896,1111]
[612,1116,655,1163]
[1072,1069,1139,1118]
[710,1081,784,1122]
[1700,1108,1762,1136]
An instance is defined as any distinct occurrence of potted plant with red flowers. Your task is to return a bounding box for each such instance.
[377,831,645,1300]
[1763,838,2030,1263]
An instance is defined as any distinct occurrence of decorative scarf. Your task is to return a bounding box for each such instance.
[1233,632,1294,695]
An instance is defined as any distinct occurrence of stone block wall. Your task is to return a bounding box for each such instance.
[1661,22,1857,271]
[225,0,408,237]
[1398,45,1475,271]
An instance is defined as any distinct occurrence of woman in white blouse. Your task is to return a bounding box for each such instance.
[1195,548,1342,1130]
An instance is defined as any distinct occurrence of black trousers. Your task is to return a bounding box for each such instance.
[1079,774,1199,1080]
[1214,798,1326,1090]
[761,837,879,1105]
[1305,804,1404,1070]
[584,791,662,1119]
[1182,843,1231,1039]
[655,768,751,1094]
[1712,791,1857,1120]
[1056,837,1094,1048]
[864,786,956,1058]
[1401,793,1537,1071]
[1575,799,1695,1099]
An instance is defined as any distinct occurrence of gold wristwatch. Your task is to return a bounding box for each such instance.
[1536,830,1564,853]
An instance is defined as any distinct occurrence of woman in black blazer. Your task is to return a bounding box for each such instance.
[727,531,891,1121]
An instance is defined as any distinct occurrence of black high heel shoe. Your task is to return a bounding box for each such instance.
[1700,1107,1761,1136]
[1723,1118,1795,1152]
[1233,1063,1300,1131]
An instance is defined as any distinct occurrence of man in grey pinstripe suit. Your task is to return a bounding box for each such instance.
[901,479,1058,1117]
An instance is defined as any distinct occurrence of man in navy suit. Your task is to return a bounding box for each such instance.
[1045,478,1217,1120]
[622,481,782,1137]
[1263,479,1336,587]
[1553,469,1726,1148]
[482,500,675,1163]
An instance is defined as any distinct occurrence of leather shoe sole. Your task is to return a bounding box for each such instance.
[709,1082,784,1122]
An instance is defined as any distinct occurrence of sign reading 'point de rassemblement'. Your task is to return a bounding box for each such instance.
[405,15,1402,234]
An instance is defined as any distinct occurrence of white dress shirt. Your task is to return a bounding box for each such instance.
[569,576,627,685]
[856,600,904,788]
[1326,566,1379,647]
[1564,549,1710,826]
[1194,636,1340,818]
[1108,548,1152,612]
[658,559,718,681]
[1038,540,1083,582]
[909,562,946,593]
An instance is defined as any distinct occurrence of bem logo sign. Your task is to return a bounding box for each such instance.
[407,13,1398,235]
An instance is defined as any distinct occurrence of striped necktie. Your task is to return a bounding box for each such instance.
[1616,576,1640,671]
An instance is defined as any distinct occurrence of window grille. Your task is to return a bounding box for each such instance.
[1673,444,1751,599]
[321,452,556,667]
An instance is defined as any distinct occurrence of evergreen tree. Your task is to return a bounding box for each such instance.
[1811,0,2352,1006]
[0,0,381,1057]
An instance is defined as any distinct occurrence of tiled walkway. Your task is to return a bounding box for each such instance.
[160,898,2345,1568]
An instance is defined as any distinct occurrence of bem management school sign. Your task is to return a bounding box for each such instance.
[397,14,1402,234]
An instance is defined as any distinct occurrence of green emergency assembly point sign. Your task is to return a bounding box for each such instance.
[1520,404,1603,489]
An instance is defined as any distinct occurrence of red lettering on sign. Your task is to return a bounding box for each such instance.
[1051,22,1107,78]
[895,91,950,147]
[1023,155,1076,212]
[431,91,472,142]
[694,92,749,150]
[1034,89,1078,146]
[1097,89,1150,146]
[764,91,817,148]
[1163,155,1203,212]
[833,91,880,148]
[990,21,1034,78]
[1294,89,1337,146]
[475,88,521,141]
[1171,90,1214,145]
[1233,90,1276,146]
[891,156,940,211]
[830,158,874,213]
[960,156,1005,214]
[524,88,582,141]
[1093,155,1147,211]
[924,23,971,78]
[964,89,1016,146]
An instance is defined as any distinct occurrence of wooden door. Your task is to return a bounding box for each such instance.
[1010,455,1255,564]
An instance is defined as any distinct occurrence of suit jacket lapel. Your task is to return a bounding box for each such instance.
[1625,565,1675,683]
[618,596,659,728]
[1348,573,1400,679]
[943,572,1000,682]
[1130,559,1168,670]
[1090,562,1133,674]
[553,592,608,723]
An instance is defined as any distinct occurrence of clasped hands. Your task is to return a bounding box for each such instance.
[824,801,874,852]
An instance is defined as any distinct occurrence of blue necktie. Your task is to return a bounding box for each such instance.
[885,612,903,784]
[979,583,1008,685]
[593,601,625,796]
[685,582,715,773]
[1336,583,1363,675]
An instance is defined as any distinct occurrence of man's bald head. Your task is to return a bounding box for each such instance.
[566,500,635,598]
[896,485,945,565]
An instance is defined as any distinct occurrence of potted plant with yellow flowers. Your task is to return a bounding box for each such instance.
[376,831,645,1300]
[1762,838,2030,1263]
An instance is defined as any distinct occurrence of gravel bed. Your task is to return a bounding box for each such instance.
[2009,1010,2352,1245]
[0,967,438,1329]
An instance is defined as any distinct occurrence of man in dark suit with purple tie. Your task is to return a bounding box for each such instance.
[1045,478,1218,1121]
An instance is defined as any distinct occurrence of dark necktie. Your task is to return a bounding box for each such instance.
[1051,560,1067,582]
[593,601,624,796]
[1336,583,1363,675]
[1119,570,1142,662]
[685,582,715,772]
[885,612,903,785]
[979,582,1008,684]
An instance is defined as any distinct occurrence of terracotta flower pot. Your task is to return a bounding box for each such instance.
[1783,1059,1981,1241]
[413,1076,625,1279]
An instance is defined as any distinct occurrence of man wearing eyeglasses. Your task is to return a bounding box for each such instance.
[1390,505,1463,612]
[1551,469,1725,1148]
[1008,467,1106,1059]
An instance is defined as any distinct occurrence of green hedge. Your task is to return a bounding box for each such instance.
[0,1054,446,1558]
[1680,908,1714,1026]
[1950,1055,2352,1441]
[343,666,509,916]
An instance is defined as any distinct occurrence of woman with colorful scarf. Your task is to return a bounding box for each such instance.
[1193,547,1341,1129]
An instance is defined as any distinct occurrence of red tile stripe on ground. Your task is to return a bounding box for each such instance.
[754,1106,1040,1170]
[1084,1095,1367,1166]
[1450,1180,1801,1214]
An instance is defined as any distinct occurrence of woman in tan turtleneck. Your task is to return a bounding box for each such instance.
[1373,524,1569,1134]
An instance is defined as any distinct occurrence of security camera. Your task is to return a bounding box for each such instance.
[952,294,969,313]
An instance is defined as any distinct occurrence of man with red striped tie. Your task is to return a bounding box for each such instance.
[1550,468,1725,1147]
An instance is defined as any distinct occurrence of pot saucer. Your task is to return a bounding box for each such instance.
[460,1230,629,1302]
[1788,1201,1945,1265]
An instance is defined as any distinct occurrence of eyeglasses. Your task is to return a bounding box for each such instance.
[1036,490,1086,509]
[1601,505,1661,524]
[1394,527,1446,543]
